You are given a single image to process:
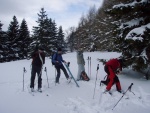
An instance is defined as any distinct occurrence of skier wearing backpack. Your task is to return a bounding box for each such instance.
[52,48,70,84]
[30,46,45,92]
[102,58,124,93]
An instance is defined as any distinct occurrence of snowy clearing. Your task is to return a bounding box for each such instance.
[0,51,150,113]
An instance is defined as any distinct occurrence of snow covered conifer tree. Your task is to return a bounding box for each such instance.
[18,19,30,59]
[32,8,59,56]
[7,16,20,61]
[32,8,48,51]
[57,26,66,51]
[0,21,6,62]
[108,0,150,71]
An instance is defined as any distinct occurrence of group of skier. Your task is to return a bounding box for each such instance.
[30,46,125,94]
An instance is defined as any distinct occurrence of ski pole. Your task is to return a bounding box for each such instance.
[23,67,27,91]
[55,68,56,86]
[44,67,49,88]
[112,83,134,110]
[93,64,99,99]
[145,67,150,80]
[87,56,89,76]
[90,57,91,79]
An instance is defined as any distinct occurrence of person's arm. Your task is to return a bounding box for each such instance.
[42,52,45,64]
[82,54,85,65]
[60,55,66,63]
[31,51,36,59]
[116,61,122,75]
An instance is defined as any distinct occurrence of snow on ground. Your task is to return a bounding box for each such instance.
[0,51,150,113]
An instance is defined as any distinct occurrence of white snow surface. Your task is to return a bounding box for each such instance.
[0,51,150,113]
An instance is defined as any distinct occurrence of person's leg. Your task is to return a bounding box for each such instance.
[55,66,61,83]
[30,65,36,89]
[37,66,42,89]
[77,64,82,80]
[114,76,121,91]
[106,66,115,91]
[60,65,69,79]
[101,65,110,85]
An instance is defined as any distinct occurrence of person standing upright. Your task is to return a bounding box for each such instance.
[52,48,70,84]
[30,47,45,92]
[76,49,85,81]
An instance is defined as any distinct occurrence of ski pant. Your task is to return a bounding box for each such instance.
[30,65,42,89]
[104,65,121,91]
[55,65,69,83]
[77,64,85,80]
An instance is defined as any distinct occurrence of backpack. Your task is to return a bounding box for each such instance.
[51,53,57,65]
[80,71,90,81]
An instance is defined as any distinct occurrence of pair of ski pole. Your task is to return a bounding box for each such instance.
[22,66,50,91]
[112,83,134,110]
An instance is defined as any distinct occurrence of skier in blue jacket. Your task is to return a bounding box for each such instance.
[52,48,70,83]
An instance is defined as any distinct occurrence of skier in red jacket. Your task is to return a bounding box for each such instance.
[101,58,124,93]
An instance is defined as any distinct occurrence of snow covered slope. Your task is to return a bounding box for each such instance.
[0,51,150,113]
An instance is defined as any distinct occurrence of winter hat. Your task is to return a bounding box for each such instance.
[38,46,44,50]
[118,59,123,64]
[57,48,62,51]
[118,58,126,66]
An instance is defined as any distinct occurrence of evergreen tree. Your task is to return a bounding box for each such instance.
[51,20,58,50]
[32,8,48,53]
[19,19,30,59]
[66,27,76,52]
[0,21,6,62]
[108,0,150,71]
[0,21,8,62]
[85,5,98,50]
[7,16,20,61]
[32,8,58,56]
[57,26,66,50]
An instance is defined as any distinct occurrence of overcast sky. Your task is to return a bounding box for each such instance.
[0,0,103,33]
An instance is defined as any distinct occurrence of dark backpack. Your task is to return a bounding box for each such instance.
[80,71,90,81]
[51,53,57,65]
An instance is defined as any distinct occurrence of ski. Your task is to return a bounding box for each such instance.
[63,63,79,87]
[29,90,35,96]
[29,90,50,97]
[103,91,112,96]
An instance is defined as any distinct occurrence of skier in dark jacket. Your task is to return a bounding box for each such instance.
[52,48,70,83]
[30,47,45,92]
[102,58,123,93]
